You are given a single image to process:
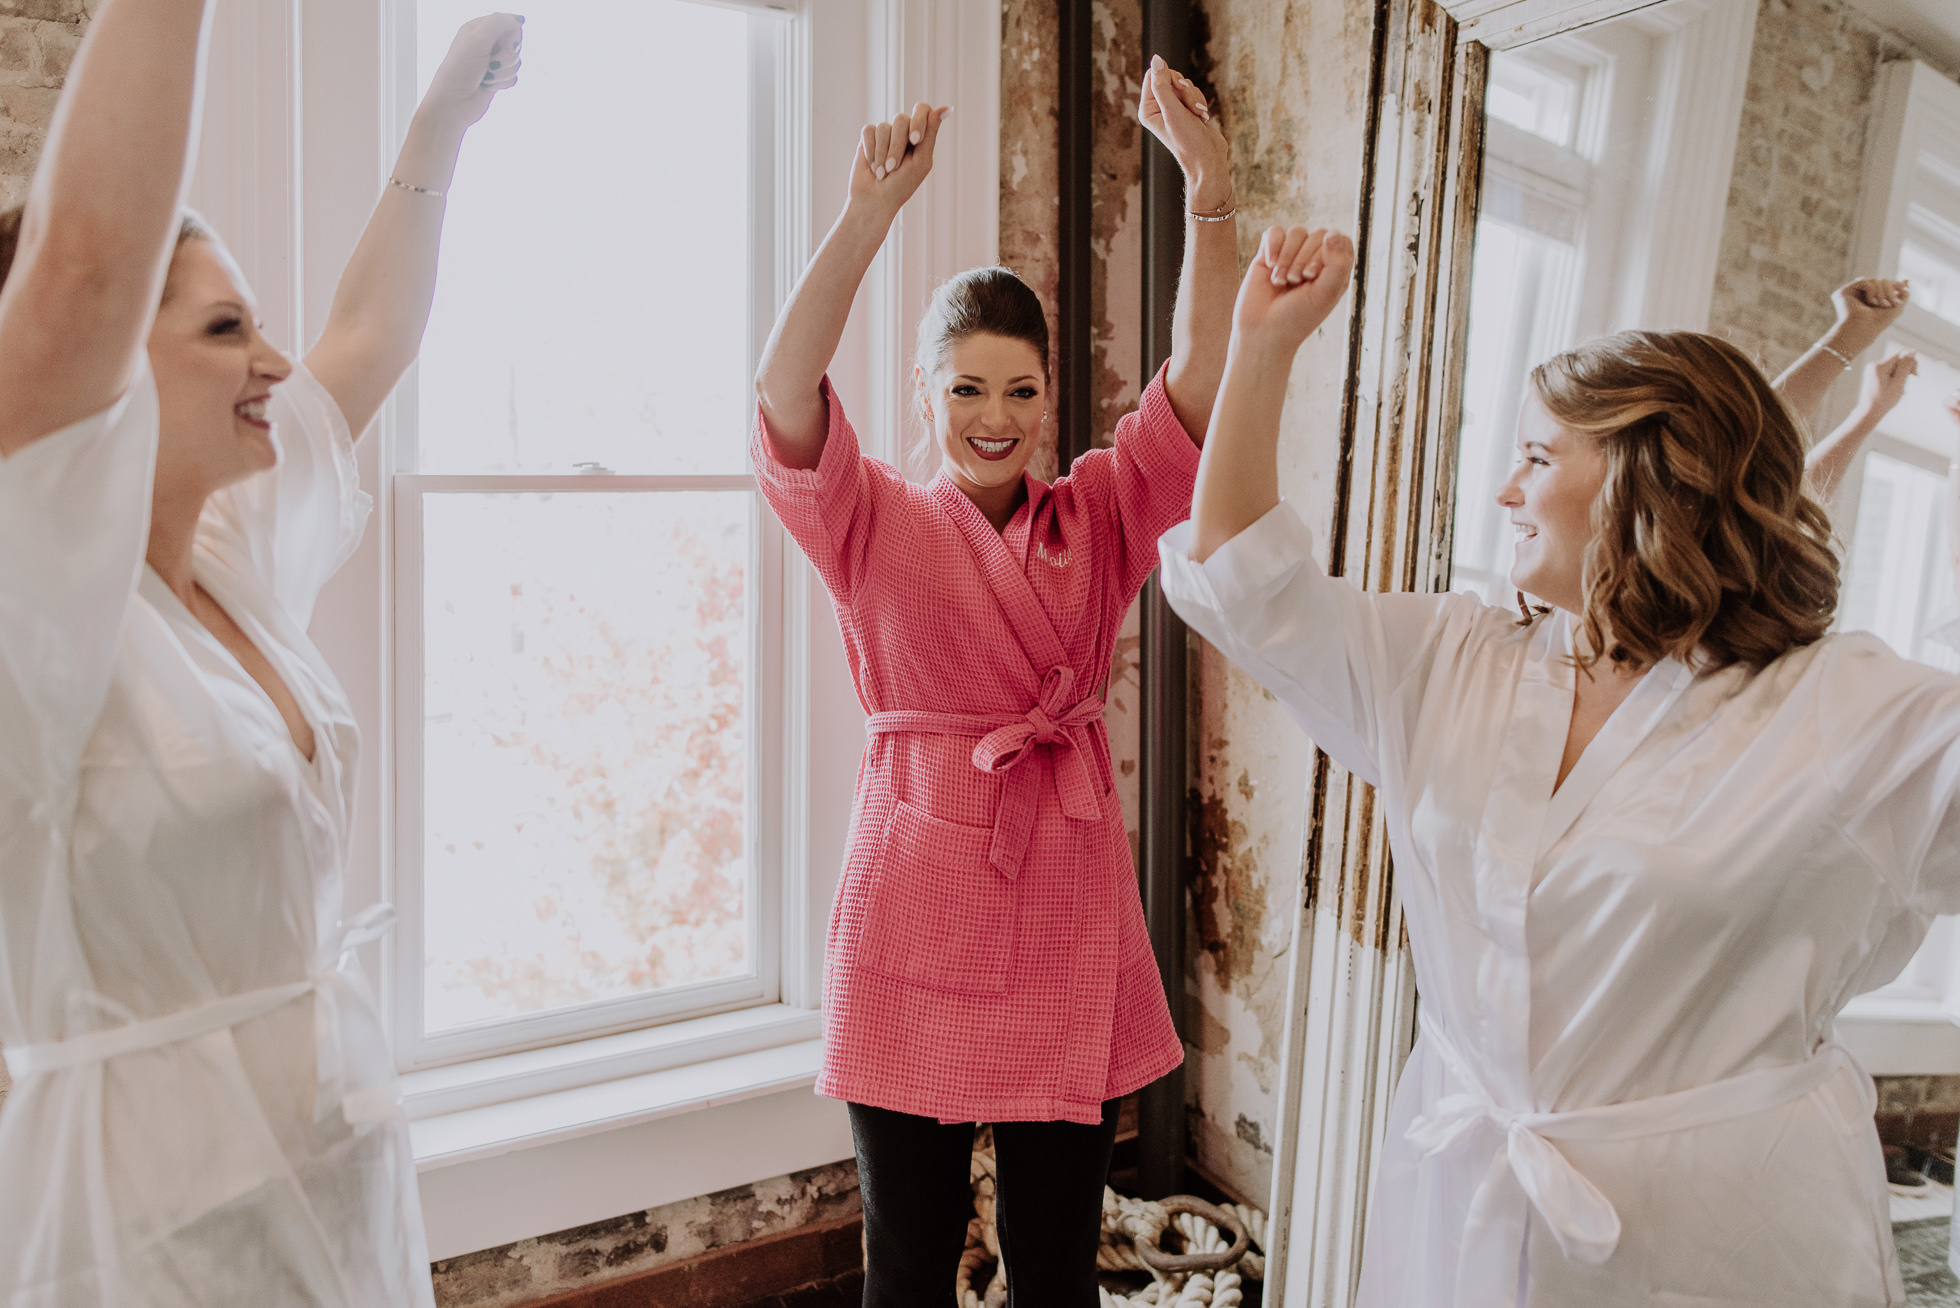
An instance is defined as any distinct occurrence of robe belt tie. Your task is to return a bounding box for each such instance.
[4,904,402,1124]
[865,666,1105,878]
[1406,1026,1868,1308]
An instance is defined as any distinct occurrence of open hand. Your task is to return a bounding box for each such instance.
[850,102,950,218]
[1831,278,1911,352]
[421,13,523,132]
[1231,225,1356,352]
[1138,56,1230,211]
[1857,348,1918,421]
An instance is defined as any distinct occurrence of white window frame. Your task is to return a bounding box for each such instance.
[195,0,1002,1259]
[385,11,792,1073]
[1833,57,1960,1076]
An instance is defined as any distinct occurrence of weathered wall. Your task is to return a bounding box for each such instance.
[1707,0,1960,373]
[431,1160,859,1308]
[1183,0,1376,1205]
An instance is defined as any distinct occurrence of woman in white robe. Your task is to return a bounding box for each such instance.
[1161,224,1945,1306]
[0,8,522,1305]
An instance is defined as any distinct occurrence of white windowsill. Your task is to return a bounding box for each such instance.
[406,1004,825,1169]
[400,1003,823,1122]
[407,1006,852,1260]
[1836,991,1960,1077]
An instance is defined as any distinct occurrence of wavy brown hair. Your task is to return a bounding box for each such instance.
[1530,330,1840,673]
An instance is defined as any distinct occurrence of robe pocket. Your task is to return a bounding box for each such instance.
[858,801,1016,996]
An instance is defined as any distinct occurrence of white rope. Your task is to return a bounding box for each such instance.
[954,1125,1266,1307]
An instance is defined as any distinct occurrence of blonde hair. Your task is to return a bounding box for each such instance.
[1530,330,1840,673]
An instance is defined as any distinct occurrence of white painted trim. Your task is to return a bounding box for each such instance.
[400,1004,822,1118]
[411,1038,828,1170]
[1838,995,1960,1076]
[416,1079,853,1260]
[1447,0,1678,51]
[1266,900,1418,1308]
[1611,0,1756,332]
[189,0,305,354]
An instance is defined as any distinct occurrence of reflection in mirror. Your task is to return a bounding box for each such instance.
[1452,0,1758,607]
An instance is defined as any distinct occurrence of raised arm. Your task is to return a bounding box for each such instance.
[754,103,947,467]
[1190,226,1355,561]
[1774,278,1910,430]
[1137,57,1235,444]
[0,0,213,457]
[1804,349,1917,500]
[304,14,522,441]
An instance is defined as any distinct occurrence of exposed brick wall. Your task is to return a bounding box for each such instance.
[0,2,89,210]
[1706,0,1960,375]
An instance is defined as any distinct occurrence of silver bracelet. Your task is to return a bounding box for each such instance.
[1190,204,1237,223]
[1817,341,1855,368]
[388,176,447,199]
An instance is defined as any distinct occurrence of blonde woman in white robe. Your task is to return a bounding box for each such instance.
[0,6,521,1304]
[1161,223,1940,1307]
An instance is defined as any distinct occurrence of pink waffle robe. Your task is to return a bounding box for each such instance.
[752,367,1194,1125]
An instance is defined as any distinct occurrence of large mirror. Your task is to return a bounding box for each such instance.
[1446,0,1960,1253]
[1271,1,1960,1301]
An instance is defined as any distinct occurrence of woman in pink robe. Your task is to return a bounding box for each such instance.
[751,61,1235,1306]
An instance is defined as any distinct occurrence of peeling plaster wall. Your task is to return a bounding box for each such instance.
[1184,0,1375,1204]
[1000,0,1154,875]
[1000,0,1064,487]
[430,1160,861,1308]
[1707,0,1960,372]
[1090,0,1148,856]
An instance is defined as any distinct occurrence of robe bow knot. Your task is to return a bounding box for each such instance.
[865,666,1108,879]
[1408,1025,1867,1308]
[971,667,1104,812]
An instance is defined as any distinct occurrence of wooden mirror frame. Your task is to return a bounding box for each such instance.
[1261,1,1688,1302]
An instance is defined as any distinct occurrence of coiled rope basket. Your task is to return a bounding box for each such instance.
[952,1125,1268,1308]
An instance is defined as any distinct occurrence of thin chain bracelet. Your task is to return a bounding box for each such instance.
[388,176,447,198]
[1190,202,1237,223]
[1817,341,1855,368]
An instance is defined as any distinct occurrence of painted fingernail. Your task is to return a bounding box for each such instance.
[910,131,922,145]
[489,61,502,69]
[873,164,885,179]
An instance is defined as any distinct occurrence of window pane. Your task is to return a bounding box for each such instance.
[420,491,751,1033]
[1842,452,1958,672]
[413,0,753,474]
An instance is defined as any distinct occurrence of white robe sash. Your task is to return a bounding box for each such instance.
[1407,1024,1871,1308]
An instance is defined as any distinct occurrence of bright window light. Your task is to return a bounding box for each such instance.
[414,0,753,475]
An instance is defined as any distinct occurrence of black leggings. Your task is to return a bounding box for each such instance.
[849,1098,1121,1308]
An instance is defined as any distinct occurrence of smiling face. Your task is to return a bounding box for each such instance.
[1496,389,1610,614]
[147,237,295,506]
[917,332,1048,506]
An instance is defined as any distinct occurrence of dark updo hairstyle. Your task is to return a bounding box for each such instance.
[910,265,1049,476]
[1530,329,1840,674]
[0,204,216,296]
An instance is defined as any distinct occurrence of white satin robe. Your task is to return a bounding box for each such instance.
[0,366,433,1306]
[1158,503,1956,1308]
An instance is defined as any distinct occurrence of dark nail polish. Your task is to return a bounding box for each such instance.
[489,61,502,69]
